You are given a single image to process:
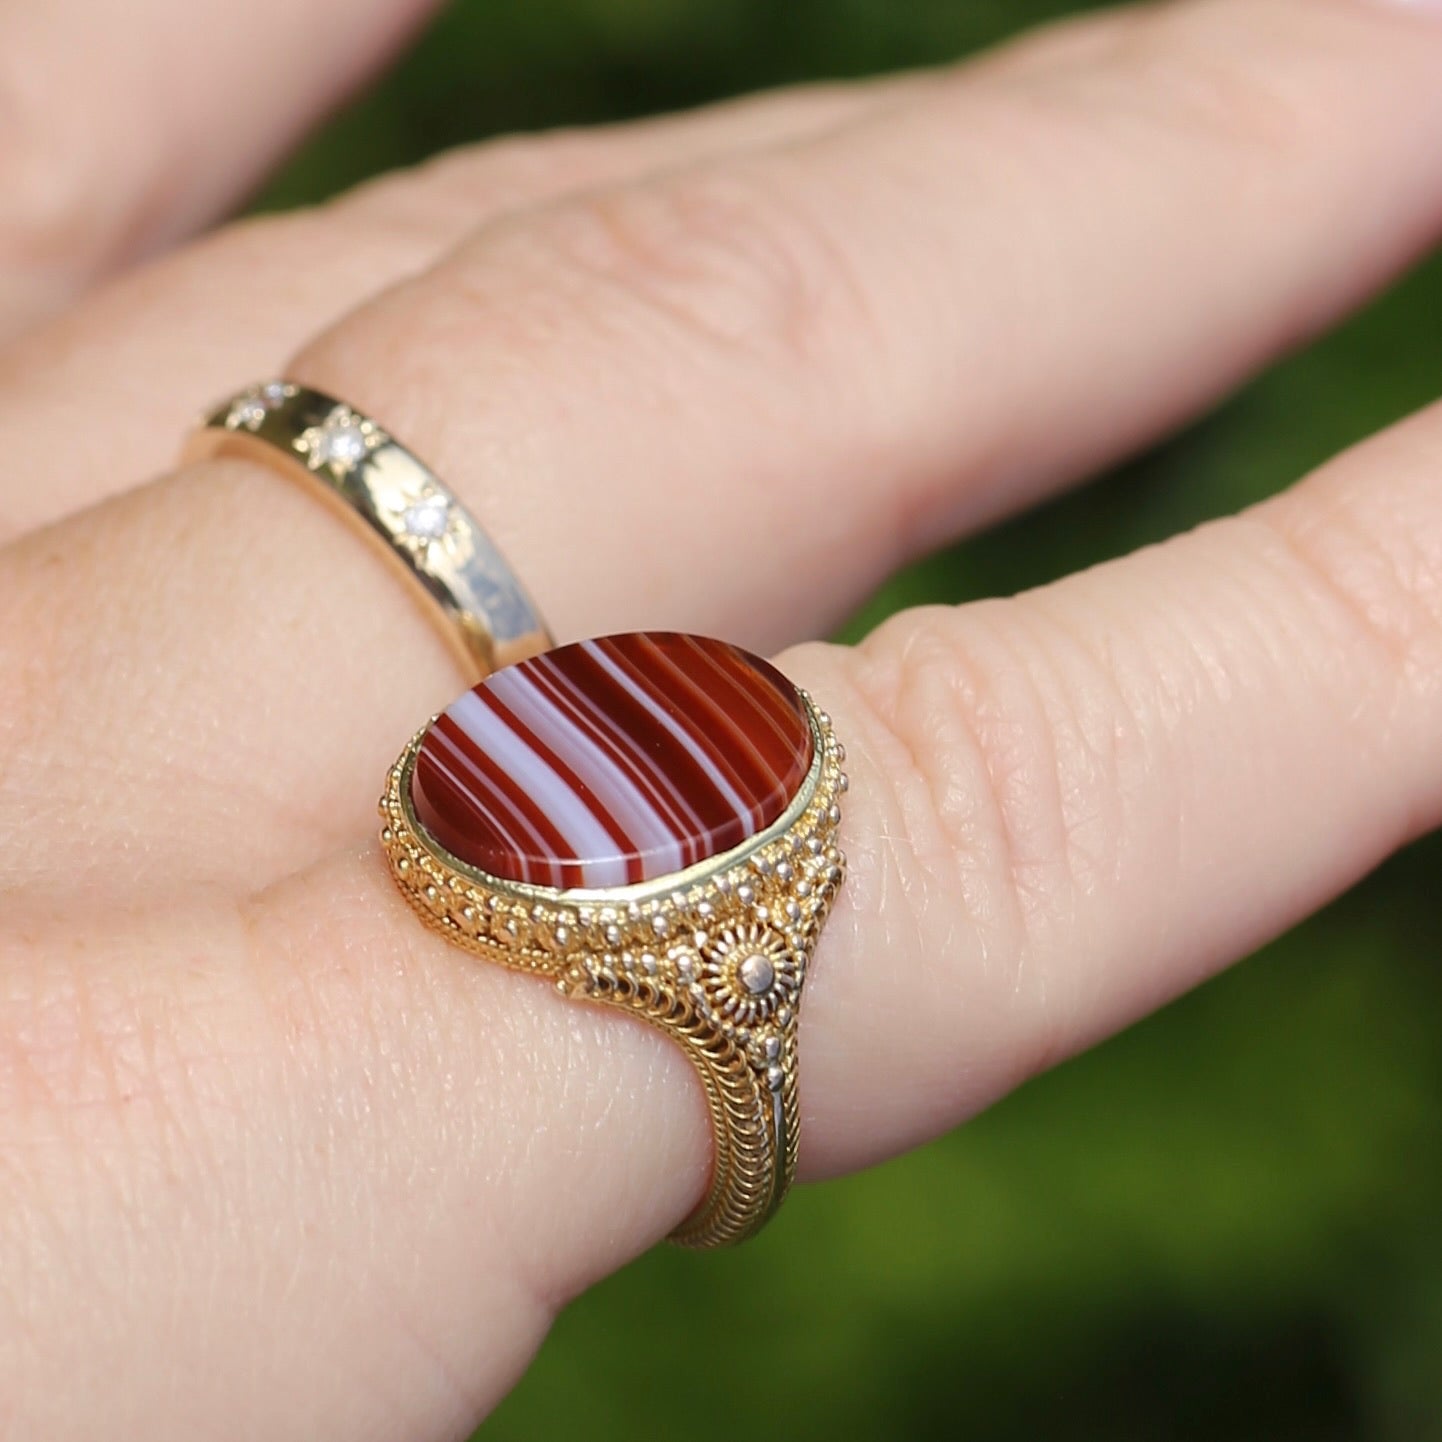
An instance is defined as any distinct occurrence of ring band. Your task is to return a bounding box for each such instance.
[185,381,552,677]
[379,631,847,1247]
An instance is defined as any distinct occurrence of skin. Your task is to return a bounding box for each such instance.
[1,0,1441,1434]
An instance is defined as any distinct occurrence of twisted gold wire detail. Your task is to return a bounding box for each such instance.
[379,698,847,1248]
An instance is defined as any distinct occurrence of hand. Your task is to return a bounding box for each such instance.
[3,0,1440,1435]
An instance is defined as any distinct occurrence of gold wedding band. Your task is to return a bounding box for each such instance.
[185,381,552,677]
[379,631,847,1247]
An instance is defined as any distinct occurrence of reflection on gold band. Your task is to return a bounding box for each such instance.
[185,381,552,677]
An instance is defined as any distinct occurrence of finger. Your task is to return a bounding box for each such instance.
[11,396,1442,1440]
[4,0,1442,542]
[280,0,1442,630]
[0,77,921,542]
[0,865,704,1440]
[789,415,1442,1174]
[0,0,448,341]
[10,0,1442,898]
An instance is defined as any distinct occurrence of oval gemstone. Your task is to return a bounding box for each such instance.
[410,632,814,889]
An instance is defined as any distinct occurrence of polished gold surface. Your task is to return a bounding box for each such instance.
[185,381,552,678]
[379,697,848,1248]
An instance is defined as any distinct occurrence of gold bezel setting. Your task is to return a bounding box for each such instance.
[379,695,847,1248]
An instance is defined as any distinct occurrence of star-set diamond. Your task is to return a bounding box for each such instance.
[296,405,386,477]
[224,380,294,432]
[400,495,451,541]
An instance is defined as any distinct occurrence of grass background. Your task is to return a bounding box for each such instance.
[267,2,1442,1436]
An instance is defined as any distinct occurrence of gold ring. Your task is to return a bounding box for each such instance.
[378,631,847,1247]
[185,381,552,677]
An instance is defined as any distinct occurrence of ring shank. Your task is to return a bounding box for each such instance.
[186,382,552,678]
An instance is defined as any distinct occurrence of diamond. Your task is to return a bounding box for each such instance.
[297,406,381,475]
[225,380,293,432]
[229,397,267,430]
[316,423,367,466]
[401,496,450,540]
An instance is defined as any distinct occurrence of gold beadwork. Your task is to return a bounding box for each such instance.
[379,697,847,1248]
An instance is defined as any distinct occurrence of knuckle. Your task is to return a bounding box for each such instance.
[0,75,128,310]
[961,10,1121,86]
[532,162,859,365]
[1260,463,1442,706]
[160,210,304,285]
[387,128,616,218]
[846,604,1139,1021]
[0,143,62,262]
[1108,9,1320,156]
[0,140,93,303]
[1005,4,1321,161]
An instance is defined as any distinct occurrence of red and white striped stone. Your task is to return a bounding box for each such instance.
[410,632,814,888]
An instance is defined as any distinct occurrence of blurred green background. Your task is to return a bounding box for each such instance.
[269,3,1442,1437]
